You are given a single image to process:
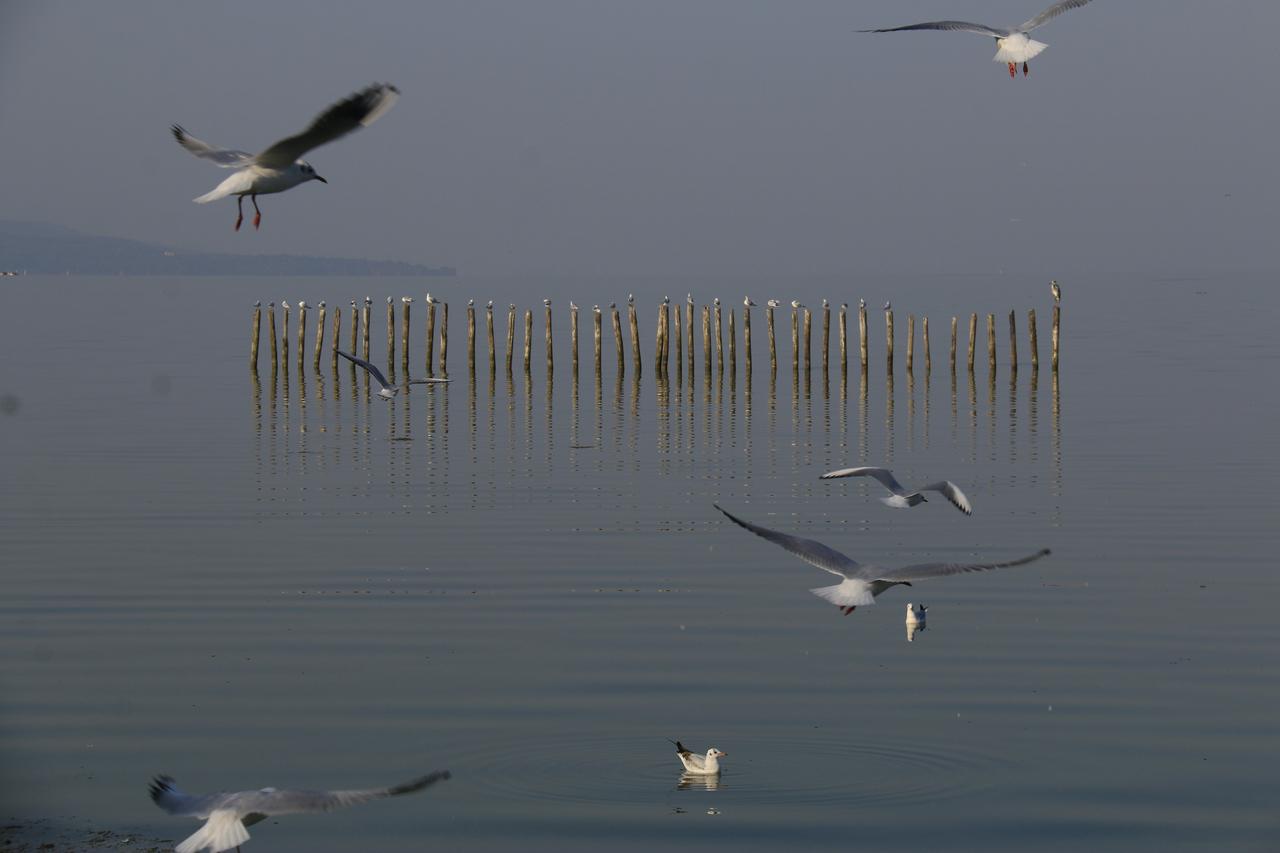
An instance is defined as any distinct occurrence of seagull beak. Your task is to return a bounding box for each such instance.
[314,174,328,184]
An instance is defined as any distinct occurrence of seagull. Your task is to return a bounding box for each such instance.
[543,298,551,308]
[609,302,617,310]
[402,296,412,304]
[253,301,260,308]
[425,293,436,305]
[592,304,601,314]
[859,298,866,309]
[791,300,802,310]
[487,300,494,310]
[767,299,781,309]
[1051,280,1062,302]
[670,741,726,776]
[628,294,635,305]
[714,297,721,307]
[318,300,325,308]
[687,293,694,305]
[820,466,974,515]
[744,296,756,308]
[336,350,450,398]
[386,296,392,305]
[663,295,670,305]
[883,300,892,311]
[859,0,1095,79]
[172,83,399,231]
[822,298,829,309]
[569,300,579,311]
[467,298,474,308]
[149,770,449,853]
[715,504,1049,615]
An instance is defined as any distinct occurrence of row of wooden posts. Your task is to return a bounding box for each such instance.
[249,296,1062,380]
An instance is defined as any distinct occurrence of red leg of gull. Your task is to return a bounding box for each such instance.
[234,196,244,232]
[842,606,857,616]
[1023,62,1030,77]
[251,194,262,230]
[1007,62,1016,79]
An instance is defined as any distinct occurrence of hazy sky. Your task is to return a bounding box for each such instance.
[2,1,1278,276]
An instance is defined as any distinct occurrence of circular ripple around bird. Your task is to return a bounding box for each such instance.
[446,728,1008,809]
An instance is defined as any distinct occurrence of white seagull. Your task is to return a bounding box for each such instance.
[150,770,449,853]
[569,300,579,311]
[767,299,781,309]
[1051,280,1062,302]
[337,350,450,398]
[859,0,1095,79]
[172,83,399,231]
[670,741,727,776]
[821,466,973,515]
[744,296,757,308]
[715,504,1049,615]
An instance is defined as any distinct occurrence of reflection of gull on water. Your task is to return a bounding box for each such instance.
[859,0,1095,79]
[715,504,1049,616]
[150,770,449,853]
[337,350,450,398]
[820,466,974,515]
[906,603,928,641]
[678,772,722,791]
[671,740,726,775]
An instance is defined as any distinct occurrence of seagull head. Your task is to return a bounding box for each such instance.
[297,160,327,184]
[708,748,727,758]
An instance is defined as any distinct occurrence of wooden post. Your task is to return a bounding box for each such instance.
[439,302,449,375]
[884,309,894,376]
[611,305,625,375]
[330,302,341,370]
[839,304,847,374]
[425,298,437,376]
[858,302,869,373]
[570,303,580,375]
[822,302,830,374]
[661,302,671,370]
[267,302,278,370]
[400,298,412,373]
[743,301,753,376]
[250,302,261,370]
[468,301,478,372]
[628,301,641,375]
[385,296,395,369]
[487,303,496,374]
[702,305,712,378]
[544,301,553,376]
[949,316,958,375]
[594,306,603,376]
[348,299,358,355]
[714,300,724,374]
[790,305,799,372]
[906,314,915,374]
[802,308,812,372]
[313,301,326,370]
[523,309,533,372]
[1051,304,1060,371]
[767,305,777,374]
[360,297,371,361]
[505,304,515,373]
[728,309,737,376]
[296,302,306,374]
[986,313,997,376]
[1028,308,1040,371]
[967,313,977,373]
[685,299,694,377]
[675,302,684,379]
[654,304,665,371]
[923,317,932,375]
[281,301,290,367]
[1008,310,1018,373]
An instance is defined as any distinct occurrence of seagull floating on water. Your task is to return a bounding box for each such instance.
[172,83,399,231]
[150,770,449,853]
[715,504,1049,615]
[337,350,450,398]
[671,741,727,776]
[859,0,1094,79]
[820,466,973,515]
[906,602,928,626]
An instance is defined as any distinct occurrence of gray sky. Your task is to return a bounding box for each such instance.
[2,1,1278,276]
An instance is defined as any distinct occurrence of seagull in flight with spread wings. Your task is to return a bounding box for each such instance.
[715,504,1049,615]
[337,350,449,398]
[860,0,1094,79]
[820,466,974,515]
[150,770,449,853]
[172,83,399,230]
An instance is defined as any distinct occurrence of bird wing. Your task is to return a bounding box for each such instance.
[229,772,451,817]
[337,350,391,390]
[255,83,400,169]
[170,126,254,168]
[820,466,907,496]
[919,481,973,515]
[149,776,230,817]
[874,549,1050,583]
[1019,0,1093,32]
[859,21,1009,37]
[715,504,861,579]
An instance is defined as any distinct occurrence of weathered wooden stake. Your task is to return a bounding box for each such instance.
[439,302,449,375]
[330,302,341,369]
[884,309,894,376]
[425,299,437,376]
[628,301,641,375]
[858,302,869,373]
[348,300,359,354]
[839,304,847,374]
[728,309,737,376]
[361,297,371,361]
[685,299,694,377]
[923,316,932,375]
[654,304,665,371]
[467,301,477,372]
[611,305,625,375]
[267,302,278,370]
[297,301,308,374]
[487,303,496,374]
[281,301,291,366]
[802,308,812,372]
[714,301,724,374]
[674,302,684,379]
[987,313,997,375]
[743,302,753,376]
[523,309,533,372]
[790,305,799,372]
[1028,308,1039,371]
[385,297,395,369]
[1008,310,1018,373]
[593,306,603,376]
[544,302,554,376]
[570,303,579,375]
[400,298,412,373]
[949,316,958,375]
[314,301,326,370]
[767,305,778,373]
[906,314,915,374]
[967,313,978,373]
[505,304,515,373]
[1051,304,1060,371]
[250,302,261,370]
[702,305,712,378]
[822,302,830,374]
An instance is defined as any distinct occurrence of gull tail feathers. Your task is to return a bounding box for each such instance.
[810,582,875,608]
[175,811,250,853]
[994,38,1048,63]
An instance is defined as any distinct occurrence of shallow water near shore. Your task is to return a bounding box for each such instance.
[2,272,1277,852]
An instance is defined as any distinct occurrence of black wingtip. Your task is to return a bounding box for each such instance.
[170,125,185,141]
[1041,548,1052,556]
[149,775,175,802]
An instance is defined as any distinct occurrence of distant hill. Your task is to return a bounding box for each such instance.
[0,220,456,276]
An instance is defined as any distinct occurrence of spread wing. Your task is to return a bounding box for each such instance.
[859,21,1009,38]
[1019,0,1093,32]
[820,466,907,496]
[149,776,225,817]
[170,126,254,168]
[255,83,400,169]
[232,771,451,817]
[919,481,973,515]
[715,504,861,579]
[875,549,1050,583]
[337,350,391,390]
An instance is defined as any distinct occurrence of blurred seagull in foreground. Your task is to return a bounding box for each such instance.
[150,770,449,853]
[337,350,450,398]
[820,466,973,515]
[859,0,1095,79]
[715,504,1049,615]
[172,83,399,231]
[670,741,727,776]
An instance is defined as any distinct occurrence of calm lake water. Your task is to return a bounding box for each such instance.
[2,273,1276,852]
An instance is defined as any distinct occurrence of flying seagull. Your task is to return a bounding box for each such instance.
[820,466,973,515]
[859,0,1095,79]
[150,770,449,853]
[715,504,1049,615]
[337,350,450,398]
[172,83,400,230]
[670,740,727,776]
